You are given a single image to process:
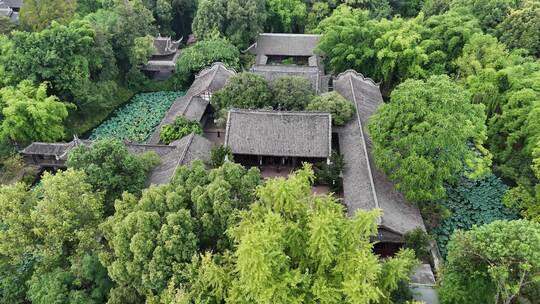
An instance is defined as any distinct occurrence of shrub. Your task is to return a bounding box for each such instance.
[314,152,345,193]
[403,228,432,263]
[176,37,240,85]
[269,76,315,110]
[306,92,355,126]
[67,139,160,214]
[210,145,233,168]
[211,72,274,126]
[160,116,203,144]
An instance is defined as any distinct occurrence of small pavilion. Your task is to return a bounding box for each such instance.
[141,36,182,79]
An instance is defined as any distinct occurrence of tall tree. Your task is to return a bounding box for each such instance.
[368,75,491,202]
[169,165,419,303]
[269,76,315,110]
[100,161,260,302]
[439,220,540,304]
[0,169,111,303]
[67,139,160,213]
[211,72,273,126]
[422,10,482,73]
[266,0,307,33]
[176,37,240,85]
[450,0,522,34]
[497,1,540,57]
[192,0,266,48]
[315,5,379,77]
[0,81,72,144]
[20,0,78,31]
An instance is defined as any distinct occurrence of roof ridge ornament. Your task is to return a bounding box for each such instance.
[335,70,380,88]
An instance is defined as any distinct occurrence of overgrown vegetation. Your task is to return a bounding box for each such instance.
[160,116,204,144]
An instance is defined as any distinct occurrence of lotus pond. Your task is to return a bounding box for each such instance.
[89,91,184,143]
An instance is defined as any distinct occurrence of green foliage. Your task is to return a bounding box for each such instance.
[130,35,155,66]
[266,0,307,32]
[403,228,432,262]
[0,16,15,35]
[0,20,95,100]
[0,155,38,186]
[211,72,273,126]
[450,0,522,34]
[269,76,315,110]
[315,5,379,77]
[160,116,204,144]
[369,75,491,202]
[90,91,184,143]
[100,161,261,302]
[192,0,266,49]
[175,165,418,303]
[67,139,160,214]
[497,1,540,57]
[20,0,78,31]
[314,152,346,193]
[439,220,540,304]
[431,174,517,258]
[421,0,451,16]
[422,10,482,72]
[0,80,72,144]
[176,37,240,85]
[0,169,111,303]
[306,91,355,126]
[210,145,233,168]
[316,6,444,92]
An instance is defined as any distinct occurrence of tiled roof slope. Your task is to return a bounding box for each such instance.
[334,70,425,235]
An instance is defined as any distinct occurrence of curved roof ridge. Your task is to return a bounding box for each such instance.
[335,70,380,88]
[195,62,237,79]
[228,108,332,116]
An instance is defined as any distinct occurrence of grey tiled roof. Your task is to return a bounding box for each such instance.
[334,70,425,235]
[224,109,332,159]
[147,63,235,144]
[21,134,213,186]
[146,133,213,185]
[248,33,321,57]
[153,36,181,56]
[2,0,22,8]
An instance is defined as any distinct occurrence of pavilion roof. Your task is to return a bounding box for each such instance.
[153,36,181,56]
[224,109,332,159]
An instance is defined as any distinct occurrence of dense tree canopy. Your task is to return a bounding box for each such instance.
[176,37,240,85]
[192,0,266,48]
[439,220,540,304]
[497,1,540,57]
[306,91,356,126]
[211,72,274,125]
[167,165,419,303]
[67,139,160,213]
[267,0,307,32]
[269,76,315,110]
[100,161,260,302]
[20,0,78,31]
[0,81,72,143]
[368,75,491,202]
[0,169,110,303]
